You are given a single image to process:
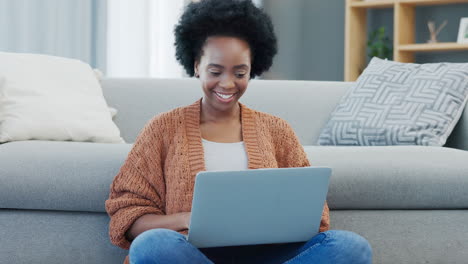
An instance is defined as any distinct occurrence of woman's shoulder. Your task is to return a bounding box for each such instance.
[136,104,190,146]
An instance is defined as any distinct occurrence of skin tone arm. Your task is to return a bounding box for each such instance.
[126,212,191,241]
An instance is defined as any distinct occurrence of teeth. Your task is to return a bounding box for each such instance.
[216,92,234,99]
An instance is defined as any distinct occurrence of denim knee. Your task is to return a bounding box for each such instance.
[129,228,186,263]
[323,230,372,262]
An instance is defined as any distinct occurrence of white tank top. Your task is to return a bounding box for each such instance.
[202,138,249,171]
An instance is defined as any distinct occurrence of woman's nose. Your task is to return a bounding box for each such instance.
[219,76,236,89]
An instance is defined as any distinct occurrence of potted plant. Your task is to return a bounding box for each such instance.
[367,26,393,60]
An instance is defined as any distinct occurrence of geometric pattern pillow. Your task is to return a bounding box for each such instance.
[318,57,468,146]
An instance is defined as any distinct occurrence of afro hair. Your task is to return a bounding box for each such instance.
[174,0,277,79]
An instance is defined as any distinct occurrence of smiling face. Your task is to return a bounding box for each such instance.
[194,36,252,115]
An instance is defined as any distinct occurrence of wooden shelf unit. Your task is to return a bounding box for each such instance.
[399,42,468,51]
[350,1,394,8]
[345,0,468,81]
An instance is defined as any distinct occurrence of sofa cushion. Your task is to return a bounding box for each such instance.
[318,57,468,146]
[100,78,354,145]
[2,141,467,212]
[0,140,131,212]
[446,104,468,151]
[305,145,468,209]
[100,78,468,151]
[0,52,124,144]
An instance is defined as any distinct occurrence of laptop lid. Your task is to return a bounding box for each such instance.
[187,166,331,248]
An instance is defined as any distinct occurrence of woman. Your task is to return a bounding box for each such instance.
[105,0,372,263]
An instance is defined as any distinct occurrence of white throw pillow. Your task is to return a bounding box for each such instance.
[0,52,125,143]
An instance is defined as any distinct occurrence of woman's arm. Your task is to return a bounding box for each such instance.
[105,115,169,250]
[126,212,191,241]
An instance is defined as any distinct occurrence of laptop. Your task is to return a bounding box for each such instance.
[186,166,331,248]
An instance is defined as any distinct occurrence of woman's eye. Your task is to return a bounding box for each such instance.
[236,73,246,78]
[210,72,221,76]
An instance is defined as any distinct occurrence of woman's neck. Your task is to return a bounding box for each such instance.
[200,99,240,124]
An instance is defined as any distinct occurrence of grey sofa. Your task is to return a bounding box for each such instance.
[1,78,467,264]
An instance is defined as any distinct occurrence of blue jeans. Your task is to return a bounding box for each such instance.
[129,228,372,264]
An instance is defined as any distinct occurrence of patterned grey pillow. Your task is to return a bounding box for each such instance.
[318,57,468,146]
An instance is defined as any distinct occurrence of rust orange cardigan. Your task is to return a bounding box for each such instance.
[105,98,330,264]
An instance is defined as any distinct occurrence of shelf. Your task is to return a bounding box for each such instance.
[345,0,468,81]
[398,0,468,6]
[398,42,468,51]
[350,1,394,8]
[350,0,468,8]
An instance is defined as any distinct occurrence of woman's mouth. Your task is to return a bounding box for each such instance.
[214,91,236,103]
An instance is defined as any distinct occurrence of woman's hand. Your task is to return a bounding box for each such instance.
[177,212,191,230]
[126,212,192,241]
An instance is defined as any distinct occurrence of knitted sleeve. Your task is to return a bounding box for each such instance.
[274,118,330,232]
[105,116,167,250]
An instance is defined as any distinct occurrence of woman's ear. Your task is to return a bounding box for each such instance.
[194,61,199,78]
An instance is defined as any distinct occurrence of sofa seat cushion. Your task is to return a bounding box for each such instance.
[2,141,467,212]
[305,145,468,209]
[0,140,131,212]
